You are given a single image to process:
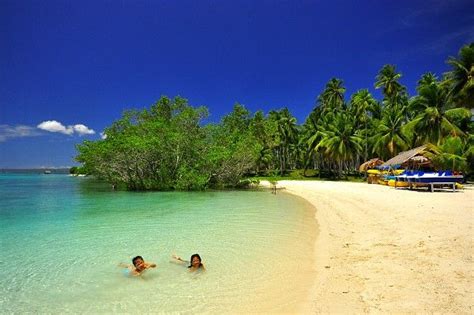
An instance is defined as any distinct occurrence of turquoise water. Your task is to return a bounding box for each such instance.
[0,174,317,313]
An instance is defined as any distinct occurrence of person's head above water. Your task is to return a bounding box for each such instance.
[188,254,203,269]
[132,256,145,270]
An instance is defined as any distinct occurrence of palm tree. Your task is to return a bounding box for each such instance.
[371,105,409,160]
[424,137,468,171]
[255,147,273,174]
[269,108,298,175]
[350,89,378,162]
[302,106,327,174]
[375,65,406,106]
[406,83,470,145]
[319,78,346,112]
[408,73,440,119]
[416,72,438,92]
[250,110,270,148]
[445,42,474,108]
[316,111,362,177]
[464,134,474,177]
[250,111,272,174]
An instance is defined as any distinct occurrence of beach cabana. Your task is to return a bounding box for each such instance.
[380,145,436,170]
[358,158,383,184]
[360,158,385,184]
[404,155,433,169]
[359,158,384,172]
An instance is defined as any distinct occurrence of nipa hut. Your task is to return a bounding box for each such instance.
[359,158,384,172]
[380,145,437,170]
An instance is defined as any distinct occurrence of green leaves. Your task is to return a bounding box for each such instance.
[75,43,474,187]
[445,43,474,108]
[375,64,406,103]
[424,137,468,172]
[408,82,467,145]
[76,96,211,190]
[318,78,346,112]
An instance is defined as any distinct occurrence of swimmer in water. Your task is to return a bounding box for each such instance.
[172,253,205,272]
[120,256,157,276]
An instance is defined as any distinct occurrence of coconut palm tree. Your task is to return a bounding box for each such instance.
[316,111,362,177]
[255,147,273,174]
[250,110,270,149]
[375,65,407,106]
[302,106,327,174]
[319,78,346,112]
[269,108,299,175]
[406,82,470,145]
[250,111,272,173]
[409,73,440,119]
[444,42,474,108]
[464,134,474,177]
[424,137,468,172]
[281,108,299,172]
[350,89,378,161]
[416,72,438,92]
[371,105,409,160]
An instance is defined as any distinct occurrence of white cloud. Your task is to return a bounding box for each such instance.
[37,120,95,136]
[0,121,96,143]
[100,132,107,139]
[37,120,74,135]
[73,124,95,135]
[0,124,41,142]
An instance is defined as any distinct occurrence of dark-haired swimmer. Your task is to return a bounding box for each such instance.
[120,256,157,276]
[172,253,206,272]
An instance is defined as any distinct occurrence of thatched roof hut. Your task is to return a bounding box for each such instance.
[380,145,437,169]
[359,158,384,172]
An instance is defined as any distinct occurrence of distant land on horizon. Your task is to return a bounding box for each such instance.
[0,168,71,174]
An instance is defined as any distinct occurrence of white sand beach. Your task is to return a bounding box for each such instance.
[263,180,473,314]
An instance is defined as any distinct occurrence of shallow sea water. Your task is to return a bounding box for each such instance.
[0,174,317,313]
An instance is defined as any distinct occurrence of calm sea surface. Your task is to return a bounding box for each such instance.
[0,174,317,313]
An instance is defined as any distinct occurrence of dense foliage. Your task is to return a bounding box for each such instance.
[76,43,473,190]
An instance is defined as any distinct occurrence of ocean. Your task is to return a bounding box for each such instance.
[0,173,317,313]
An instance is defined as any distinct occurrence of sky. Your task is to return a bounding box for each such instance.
[1,0,473,168]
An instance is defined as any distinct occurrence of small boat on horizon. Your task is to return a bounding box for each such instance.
[43,170,52,174]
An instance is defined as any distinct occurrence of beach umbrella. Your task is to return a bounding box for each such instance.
[359,158,384,172]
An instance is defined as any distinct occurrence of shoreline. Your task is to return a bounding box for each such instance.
[262,180,473,313]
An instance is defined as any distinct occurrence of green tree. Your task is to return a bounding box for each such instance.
[76,96,211,190]
[315,111,362,177]
[319,78,346,112]
[406,83,470,145]
[268,108,299,175]
[416,72,438,92]
[445,42,474,108]
[424,137,468,172]
[205,103,260,187]
[250,110,269,173]
[301,106,324,175]
[464,134,474,178]
[375,65,407,106]
[371,105,409,160]
[350,89,378,161]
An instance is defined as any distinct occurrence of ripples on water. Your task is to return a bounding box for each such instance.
[0,174,317,313]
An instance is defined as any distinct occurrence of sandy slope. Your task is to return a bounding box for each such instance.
[263,180,473,314]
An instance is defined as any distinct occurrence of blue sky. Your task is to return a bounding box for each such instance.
[1,0,473,168]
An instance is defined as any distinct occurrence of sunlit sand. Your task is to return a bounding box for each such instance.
[262,180,473,313]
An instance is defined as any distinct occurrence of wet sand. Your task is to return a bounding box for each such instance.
[262,180,473,314]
